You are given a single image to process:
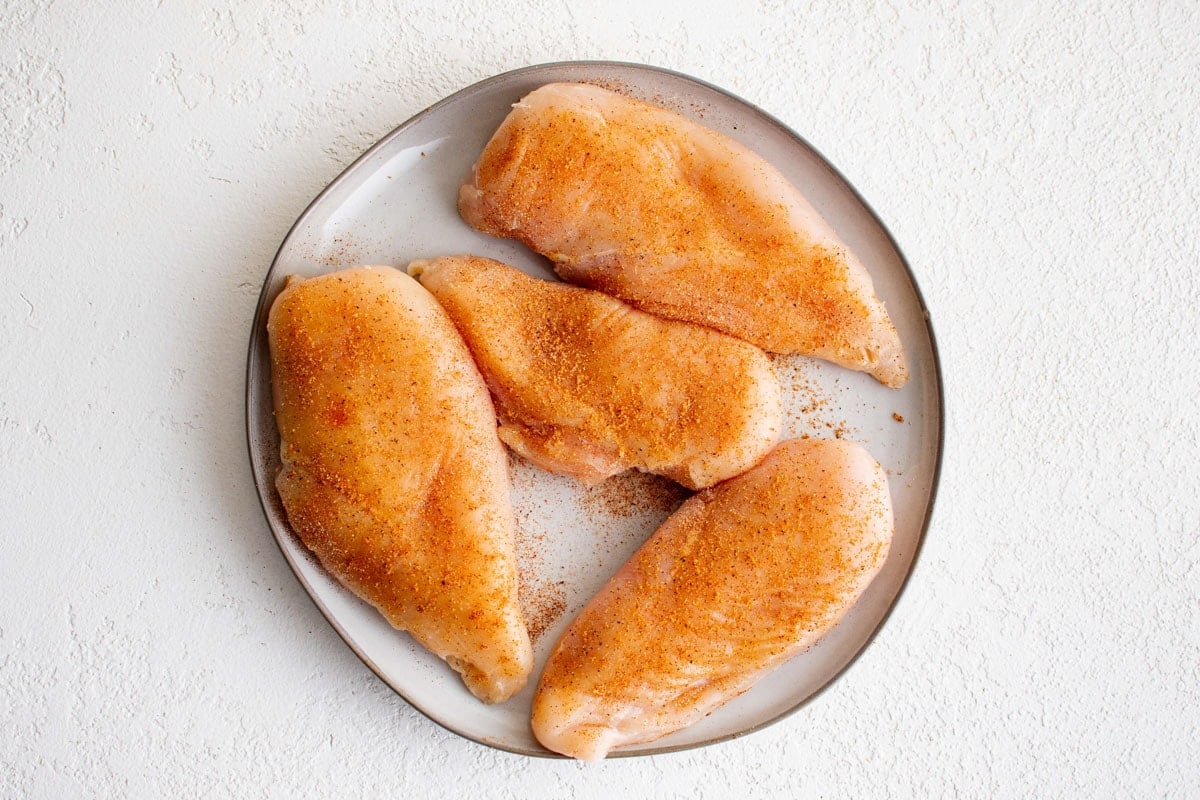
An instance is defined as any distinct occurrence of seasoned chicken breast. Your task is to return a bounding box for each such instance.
[531,438,894,760]
[409,255,781,490]
[268,266,533,703]
[460,82,907,387]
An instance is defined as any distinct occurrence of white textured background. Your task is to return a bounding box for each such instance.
[3,2,1197,797]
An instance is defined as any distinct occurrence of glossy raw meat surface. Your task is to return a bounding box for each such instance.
[268,266,532,703]
[410,255,781,490]
[459,82,907,387]
[531,438,894,760]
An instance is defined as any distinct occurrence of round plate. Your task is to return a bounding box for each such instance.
[245,61,943,758]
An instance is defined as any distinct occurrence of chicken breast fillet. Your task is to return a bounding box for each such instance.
[531,438,894,760]
[459,82,907,387]
[409,255,782,490]
[268,266,533,703]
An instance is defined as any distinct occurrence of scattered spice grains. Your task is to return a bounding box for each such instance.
[513,517,567,645]
[518,574,567,644]
[580,471,689,520]
[318,235,367,270]
[509,453,569,644]
[766,353,855,440]
[584,77,632,97]
[507,450,542,490]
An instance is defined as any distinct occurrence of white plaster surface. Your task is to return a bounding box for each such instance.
[1,2,1197,796]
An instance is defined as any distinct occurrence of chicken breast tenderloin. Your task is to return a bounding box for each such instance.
[410,255,782,490]
[531,438,894,760]
[460,82,907,387]
[268,266,533,703]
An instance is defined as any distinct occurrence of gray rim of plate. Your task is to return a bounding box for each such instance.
[243,60,946,759]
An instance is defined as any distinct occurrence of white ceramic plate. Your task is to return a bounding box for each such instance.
[245,62,943,758]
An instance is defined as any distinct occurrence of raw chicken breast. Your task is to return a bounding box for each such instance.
[531,438,894,760]
[459,82,907,387]
[409,255,781,490]
[268,266,533,703]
